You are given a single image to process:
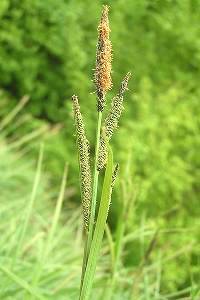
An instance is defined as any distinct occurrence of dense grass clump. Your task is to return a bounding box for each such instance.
[0,138,81,299]
[0,134,199,299]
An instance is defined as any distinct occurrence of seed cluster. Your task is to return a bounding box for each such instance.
[111,163,119,188]
[97,72,131,170]
[106,163,119,220]
[72,95,92,230]
[72,6,131,237]
[94,5,112,112]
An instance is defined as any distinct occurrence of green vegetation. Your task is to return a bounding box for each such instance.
[0,0,199,299]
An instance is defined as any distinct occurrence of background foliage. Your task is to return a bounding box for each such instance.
[0,0,199,298]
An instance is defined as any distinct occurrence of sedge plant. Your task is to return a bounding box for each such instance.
[72,5,131,300]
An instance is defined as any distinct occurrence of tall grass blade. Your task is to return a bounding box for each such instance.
[31,164,68,293]
[14,144,44,261]
[80,145,113,300]
[0,266,46,300]
[45,164,68,257]
[0,95,29,131]
[81,111,102,279]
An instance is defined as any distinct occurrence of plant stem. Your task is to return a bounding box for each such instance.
[80,146,113,300]
[80,111,102,294]
[87,111,102,252]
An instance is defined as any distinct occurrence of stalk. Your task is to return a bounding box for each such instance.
[87,111,102,251]
[79,111,102,293]
[80,145,113,300]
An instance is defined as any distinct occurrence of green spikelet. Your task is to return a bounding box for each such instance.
[111,163,119,188]
[105,72,131,139]
[97,129,108,171]
[97,72,131,170]
[107,163,119,217]
[72,95,92,230]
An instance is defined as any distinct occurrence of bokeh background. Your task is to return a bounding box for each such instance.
[0,0,199,299]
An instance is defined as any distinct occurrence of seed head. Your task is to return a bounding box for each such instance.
[94,5,112,112]
[97,134,108,171]
[111,163,119,188]
[72,95,92,230]
[97,72,131,170]
[119,72,131,97]
[105,72,131,139]
[107,163,120,217]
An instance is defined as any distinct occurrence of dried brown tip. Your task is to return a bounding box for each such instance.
[94,5,112,111]
[72,95,92,230]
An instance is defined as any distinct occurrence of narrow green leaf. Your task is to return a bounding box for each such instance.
[14,144,44,262]
[31,165,68,294]
[80,146,113,300]
[80,111,102,289]
[0,266,46,300]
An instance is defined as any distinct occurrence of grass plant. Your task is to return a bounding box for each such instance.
[72,5,131,299]
[0,4,199,300]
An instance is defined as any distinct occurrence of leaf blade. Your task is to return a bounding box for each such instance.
[80,145,113,300]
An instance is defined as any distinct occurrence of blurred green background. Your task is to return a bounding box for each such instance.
[0,0,199,299]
